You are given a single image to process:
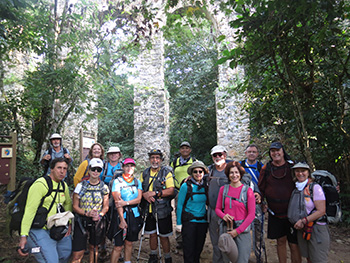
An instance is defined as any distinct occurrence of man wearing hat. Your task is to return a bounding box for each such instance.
[170,141,196,249]
[100,146,123,185]
[207,145,231,262]
[258,142,301,263]
[18,158,73,262]
[40,133,73,176]
[140,149,175,263]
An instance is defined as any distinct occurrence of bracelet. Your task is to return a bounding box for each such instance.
[304,217,308,224]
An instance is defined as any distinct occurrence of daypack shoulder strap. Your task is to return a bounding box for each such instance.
[222,184,248,210]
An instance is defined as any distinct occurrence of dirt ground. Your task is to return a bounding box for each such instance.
[1,189,349,263]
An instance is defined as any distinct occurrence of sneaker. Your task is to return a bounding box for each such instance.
[164,257,172,263]
[148,254,158,263]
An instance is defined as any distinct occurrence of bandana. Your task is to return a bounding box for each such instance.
[295,178,308,191]
[123,173,134,183]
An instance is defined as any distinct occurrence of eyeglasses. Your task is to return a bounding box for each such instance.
[91,167,102,172]
[213,153,223,157]
[193,170,204,174]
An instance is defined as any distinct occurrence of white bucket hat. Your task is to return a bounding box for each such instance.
[47,211,74,229]
[218,233,238,263]
[107,146,121,154]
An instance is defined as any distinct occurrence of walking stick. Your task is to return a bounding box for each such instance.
[137,210,148,262]
[153,201,162,263]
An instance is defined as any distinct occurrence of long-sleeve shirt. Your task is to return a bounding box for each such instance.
[215,184,255,235]
[21,177,72,236]
[177,180,207,225]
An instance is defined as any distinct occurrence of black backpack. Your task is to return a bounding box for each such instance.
[311,170,342,224]
[7,176,64,235]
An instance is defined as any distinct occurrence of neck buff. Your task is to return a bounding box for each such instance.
[123,173,134,183]
[295,178,309,191]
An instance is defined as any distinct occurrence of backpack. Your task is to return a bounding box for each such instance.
[7,176,65,235]
[220,184,251,233]
[78,179,106,199]
[287,185,309,225]
[181,180,208,222]
[311,170,342,224]
[42,147,68,176]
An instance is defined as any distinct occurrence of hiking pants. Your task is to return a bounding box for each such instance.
[182,221,208,263]
[208,207,229,263]
[27,228,72,263]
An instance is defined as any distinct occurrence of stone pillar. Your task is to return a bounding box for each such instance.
[212,9,250,160]
[133,32,170,167]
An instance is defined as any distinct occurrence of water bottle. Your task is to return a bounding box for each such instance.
[12,203,19,213]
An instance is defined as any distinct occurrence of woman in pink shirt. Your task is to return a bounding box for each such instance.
[216,161,256,263]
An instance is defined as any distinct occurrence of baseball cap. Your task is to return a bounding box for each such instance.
[210,145,227,155]
[180,141,191,148]
[269,142,283,149]
[123,158,136,166]
[89,158,104,169]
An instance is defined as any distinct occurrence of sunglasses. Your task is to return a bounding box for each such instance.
[212,153,223,157]
[91,167,102,172]
[193,170,204,174]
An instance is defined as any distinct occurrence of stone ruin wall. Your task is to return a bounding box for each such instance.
[133,2,250,166]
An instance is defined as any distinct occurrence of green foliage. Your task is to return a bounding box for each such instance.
[96,74,134,158]
[219,0,350,180]
[164,9,218,164]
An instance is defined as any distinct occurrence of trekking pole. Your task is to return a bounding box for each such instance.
[259,212,267,263]
[137,210,148,262]
[153,200,162,263]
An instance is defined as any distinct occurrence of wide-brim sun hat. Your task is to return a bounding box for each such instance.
[50,133,62,140]
[123,158,136,166]
[107,146,121,154]
[187,160,208,175]
[89,158,104,168]
[218,233,238,263]
[292,162,310,170]
[210,145,227,155]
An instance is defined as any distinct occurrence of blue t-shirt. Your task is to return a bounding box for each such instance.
[41,147,73,176]
[100,162,122,184]
[241,160,263,185]
[112,177,142,218]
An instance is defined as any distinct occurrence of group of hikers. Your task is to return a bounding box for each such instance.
[14,133,332,263]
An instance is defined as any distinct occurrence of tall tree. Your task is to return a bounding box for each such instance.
[218,0,350,175]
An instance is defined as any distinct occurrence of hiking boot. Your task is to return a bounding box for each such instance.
[164,257,172,263]
[148,254,158,263]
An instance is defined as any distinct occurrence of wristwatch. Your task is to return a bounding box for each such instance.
[155,191,159,197]
[126,201,130,206]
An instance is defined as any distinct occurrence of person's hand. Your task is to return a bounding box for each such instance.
[254,193,261,204]
[223,213,234,223]
[143,191,156,203]
[115,200,126,208]
[18,236,29,257]
[43,154,51,161]
[119,220,127,229]
[228,229,238,238]
[63,153,71,161]
[261,203,267,213]
[294,219,305,230]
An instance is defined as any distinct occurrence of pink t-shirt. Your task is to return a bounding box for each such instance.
[215,184,256,234]
[305,184,326,225]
